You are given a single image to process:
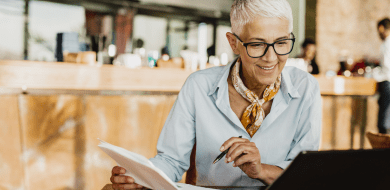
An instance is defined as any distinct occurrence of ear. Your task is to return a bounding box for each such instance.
[226,32,240,55]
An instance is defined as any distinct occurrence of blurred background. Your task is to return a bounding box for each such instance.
[1,0,309,66]
[1,0,388,72]
[0,0,390,190]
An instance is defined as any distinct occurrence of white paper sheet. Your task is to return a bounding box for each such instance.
[98,139,217,190]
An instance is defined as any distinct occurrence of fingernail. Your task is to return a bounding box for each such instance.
[227,157,231,162]
[220,146,224,151]
[137,184,143,188]
[127,178,132,183]
[225,158,228,163]
[232,163,236,167]
[120,169,125,173]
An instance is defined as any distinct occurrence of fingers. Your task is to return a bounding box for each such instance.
[225,142,258,164]
[111,166,135,184]
[112,183,144,190]
[232,154,259,167]
[220,137,249,152]
[112,166,126,175]
[110,175,135,184]
[110,166,142,189]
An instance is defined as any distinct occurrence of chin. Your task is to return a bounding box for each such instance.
[255,73,279,86]
[261,77,278,86]
[256,67,281,83]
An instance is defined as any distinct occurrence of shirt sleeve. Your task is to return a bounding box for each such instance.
[275,79,322,169]
[149,75,197,182]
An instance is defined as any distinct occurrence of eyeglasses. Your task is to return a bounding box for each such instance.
[233,33,295,58]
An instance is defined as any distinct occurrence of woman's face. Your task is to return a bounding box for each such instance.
[304,44,316,61]
[234,16,291,86]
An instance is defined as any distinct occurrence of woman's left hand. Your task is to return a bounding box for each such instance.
[220,137,262,179]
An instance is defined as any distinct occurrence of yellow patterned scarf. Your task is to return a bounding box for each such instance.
[232,58,281,137]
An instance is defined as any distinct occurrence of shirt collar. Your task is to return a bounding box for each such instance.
[208,58,301,101]
[280,68,301,101]
[208,57,237,96]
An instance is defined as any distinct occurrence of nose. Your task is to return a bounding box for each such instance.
[262,45,277,62]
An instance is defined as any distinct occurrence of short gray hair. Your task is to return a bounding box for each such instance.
[230,0,293,35]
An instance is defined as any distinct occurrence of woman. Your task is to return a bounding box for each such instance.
[111,0,321,188]
[296,38,320,74]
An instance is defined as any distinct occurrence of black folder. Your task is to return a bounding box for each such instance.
[266,148,390,190]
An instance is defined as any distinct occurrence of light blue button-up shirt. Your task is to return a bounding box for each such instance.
[150,59,322,186]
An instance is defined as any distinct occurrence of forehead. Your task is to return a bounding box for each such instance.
[240,16,290,40]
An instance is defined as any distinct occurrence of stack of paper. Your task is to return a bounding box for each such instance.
[98,139,217,190]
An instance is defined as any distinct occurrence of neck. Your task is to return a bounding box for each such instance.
[302,54,311,62]
[239,64,267,98]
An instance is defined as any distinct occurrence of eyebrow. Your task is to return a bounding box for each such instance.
[249,35,291,42]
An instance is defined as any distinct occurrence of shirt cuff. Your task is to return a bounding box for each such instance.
[274,161,292,170]
[149,156,180,182]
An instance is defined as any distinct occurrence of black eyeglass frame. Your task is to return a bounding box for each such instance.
[233,33,296,58]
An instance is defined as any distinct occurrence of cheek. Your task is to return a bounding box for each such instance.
[279,62,287,70]
[278,56,289,64]
[240,55,256,67]
[239,48,250,59]
[277,57,288,70]
[237,45,248,56]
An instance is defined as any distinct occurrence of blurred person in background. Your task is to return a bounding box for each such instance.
[110,0,322,189]
[296,38,319,74]
[375,18,390,134]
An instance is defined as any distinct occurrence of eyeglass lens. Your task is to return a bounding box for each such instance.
[246,39,294,57]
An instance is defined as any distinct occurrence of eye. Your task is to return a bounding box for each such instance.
[276,41,288,45]
[248,43,266,49]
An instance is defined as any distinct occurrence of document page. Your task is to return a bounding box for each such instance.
[98,139,217,190]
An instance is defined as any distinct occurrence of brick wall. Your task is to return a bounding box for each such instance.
[316,0,390,73]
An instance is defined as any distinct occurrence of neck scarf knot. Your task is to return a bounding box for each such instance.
[232,58,282,137]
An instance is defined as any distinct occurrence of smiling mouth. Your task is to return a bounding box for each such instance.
[258,64,276,70]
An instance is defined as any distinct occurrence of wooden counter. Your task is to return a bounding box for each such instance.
[313,75,377,150]
[0,61,378,190]
[0,60,377,95]
[314,75,376,95]
[0,60,192,93]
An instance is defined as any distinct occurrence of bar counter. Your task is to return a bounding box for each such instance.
[0,60,193,93]
[0,60,378,190]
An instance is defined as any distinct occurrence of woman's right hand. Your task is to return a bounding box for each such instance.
[111,166,145,190]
